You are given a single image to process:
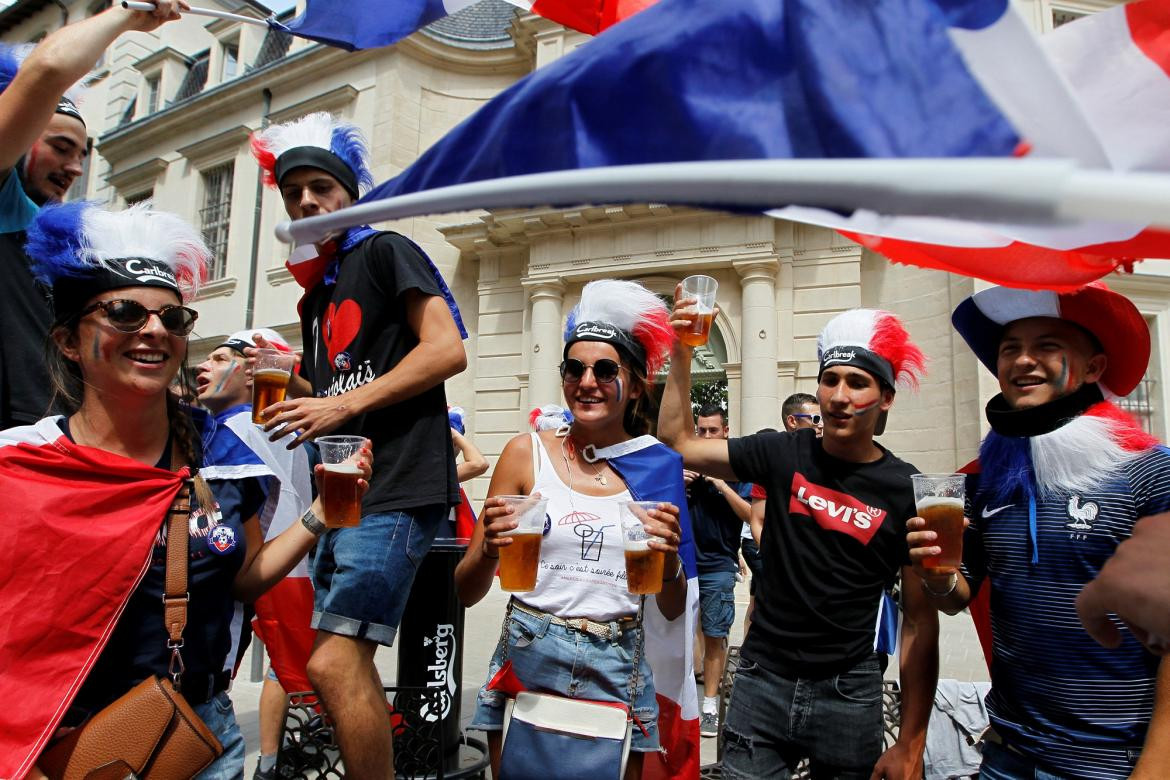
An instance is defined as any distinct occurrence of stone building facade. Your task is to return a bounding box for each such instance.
[2,0,1166,505]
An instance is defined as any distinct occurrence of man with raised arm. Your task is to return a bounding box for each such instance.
[0,0,183,429]
[659,292,938,779]
[908,283,1170,779]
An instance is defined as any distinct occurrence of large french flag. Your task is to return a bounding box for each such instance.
[595,436,700,780]
[775,0,1170,289]
[0,415,275,780]
[507,0,655,34]
[222,411,317,693]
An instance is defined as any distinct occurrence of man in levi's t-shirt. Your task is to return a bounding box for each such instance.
[659,300,939,780]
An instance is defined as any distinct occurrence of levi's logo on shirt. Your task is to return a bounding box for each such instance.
[788,472,885,545]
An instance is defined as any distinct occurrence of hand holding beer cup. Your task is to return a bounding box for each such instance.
[672,275,718,348]
[316,435,370,528]
[250,349,296,424]
[620,500,682,595]
[485,495,549,592]
[907,473,968,581]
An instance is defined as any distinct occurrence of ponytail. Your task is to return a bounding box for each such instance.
[166,391,217,512]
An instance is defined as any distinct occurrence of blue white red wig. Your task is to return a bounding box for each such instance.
[563,279,674,377]
[250,112,373,198]
[817,309,926,391]
[25,201,208,317]
[529,404,573,432]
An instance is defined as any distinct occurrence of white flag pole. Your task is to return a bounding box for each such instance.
[274,158,1081,246]
[121,1,271,27]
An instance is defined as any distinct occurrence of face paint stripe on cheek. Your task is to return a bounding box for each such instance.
[1056,356,1070,391]
[615,377,623,403]
[851,400,878,416]
[91,333,100,362]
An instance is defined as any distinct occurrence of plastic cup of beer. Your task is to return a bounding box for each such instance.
[251,349,296,424]
[680,275,718,348]
[911,473,966,575]
[495,495,550,592]
[317,435,366,528]
[621,501,666,595]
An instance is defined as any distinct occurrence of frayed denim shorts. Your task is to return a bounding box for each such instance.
[469,602,660,752]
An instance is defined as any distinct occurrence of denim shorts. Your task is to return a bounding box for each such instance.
[979,742,1074,780]
[192,691,246,780]
[698,570,736,638]
[311,505,444,646]
[721,654,885,779]
[468,603,660,752]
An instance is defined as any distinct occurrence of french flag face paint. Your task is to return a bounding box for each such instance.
[615,377,624,403]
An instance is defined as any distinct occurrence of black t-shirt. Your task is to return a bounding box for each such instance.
[0,230,54,429]
[71,475,265,716]
[299,232,458,513]
[728,428,918,678]
[688,477,752,574]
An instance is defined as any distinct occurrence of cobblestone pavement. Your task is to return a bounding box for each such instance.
[228,576,989,775]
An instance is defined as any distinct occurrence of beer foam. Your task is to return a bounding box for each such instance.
[323,462,361,475]
[255,368,290,378]
[623,538,652,552]
[915,496,963,512]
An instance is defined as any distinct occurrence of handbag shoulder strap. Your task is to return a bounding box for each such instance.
[626,596,645,714]
[164,480,193,687]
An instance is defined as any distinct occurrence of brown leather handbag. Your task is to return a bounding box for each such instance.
[40,481,225,780]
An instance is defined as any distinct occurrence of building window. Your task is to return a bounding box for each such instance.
[145,75,160,114]
[221,40,239,81]
[1117,317,1159,435]
[125,190,153,207]
[200,163,233,279]
[1052,10,1087,28]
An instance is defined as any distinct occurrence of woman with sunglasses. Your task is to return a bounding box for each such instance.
[0,202,371,780]
[455,279,689,779]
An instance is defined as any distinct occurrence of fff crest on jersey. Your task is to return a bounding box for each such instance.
[208,524,238,555]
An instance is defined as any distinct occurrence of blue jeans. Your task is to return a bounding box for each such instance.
[192,691,246,780]
[311,505,443,646]
[469,603,660,752]
[721,654,885,779]
[979,742,1072,780]
[698,570,736,638]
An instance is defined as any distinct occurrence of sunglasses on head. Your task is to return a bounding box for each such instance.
[559,358,622,384]
[793,413,822,425]
[80,299,199,337]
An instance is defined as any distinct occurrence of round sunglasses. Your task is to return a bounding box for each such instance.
[80,299,199,337]
[559,358,623,384]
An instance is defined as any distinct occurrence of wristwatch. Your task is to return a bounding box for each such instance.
[301,507,327,536]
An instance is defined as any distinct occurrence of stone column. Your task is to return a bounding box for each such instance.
[735,260,780,434]
[526,280,566,408]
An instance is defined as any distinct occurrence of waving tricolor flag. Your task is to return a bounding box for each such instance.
[594,436,700,780]
[278,0,1170,291]
[273,0,654,51]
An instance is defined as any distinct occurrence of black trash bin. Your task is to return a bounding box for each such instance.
[397,537,468,772]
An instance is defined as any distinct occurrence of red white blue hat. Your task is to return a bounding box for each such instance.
[250,112,372,199]
[951,282,1149,398]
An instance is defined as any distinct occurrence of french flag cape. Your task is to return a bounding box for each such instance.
[274,0,653,50]
[593,436,700,780]
[221,408,317,693]
[0,415,276,780]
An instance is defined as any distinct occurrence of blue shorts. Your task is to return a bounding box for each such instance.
[469,603,660,753]
[311,505,444,646]
[698,570,737,638]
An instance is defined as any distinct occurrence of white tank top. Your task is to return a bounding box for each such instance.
[516,432,639,621]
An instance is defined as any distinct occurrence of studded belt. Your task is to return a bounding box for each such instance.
[511,599,639,641]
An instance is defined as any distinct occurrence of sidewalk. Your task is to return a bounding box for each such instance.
[228,576,988,775]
